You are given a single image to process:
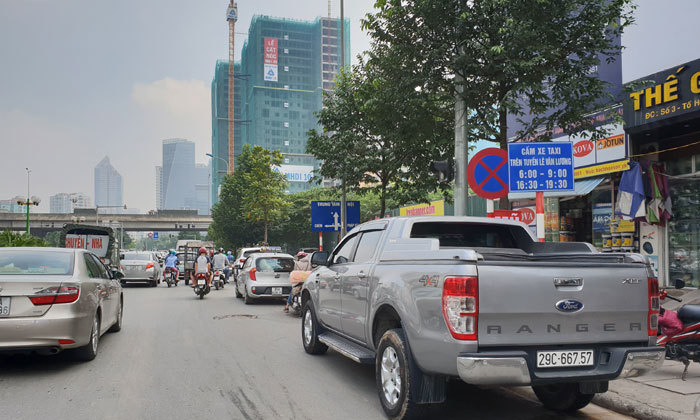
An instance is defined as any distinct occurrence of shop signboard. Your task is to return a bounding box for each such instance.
[273,165,314,182]
[263,37,278,82]
[489,208,535,225]
[399,200,444,217]
[554,123,629,179]
[311,201,360,232]
[508,143,575,193]
[623,57,700,131]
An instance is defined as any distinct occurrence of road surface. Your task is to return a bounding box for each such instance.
[1,282,635,420]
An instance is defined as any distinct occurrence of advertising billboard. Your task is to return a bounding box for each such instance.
[264,37,278,82]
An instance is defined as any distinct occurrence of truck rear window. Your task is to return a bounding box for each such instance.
[410,222,518,248]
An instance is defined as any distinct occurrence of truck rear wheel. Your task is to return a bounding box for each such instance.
[532,383,595,412]
[375,329,423,420]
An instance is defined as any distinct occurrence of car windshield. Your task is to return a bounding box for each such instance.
[0,251,74,275]
[255,257,294,273]
[124,253,152,261]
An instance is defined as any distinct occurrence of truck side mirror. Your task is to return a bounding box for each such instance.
[112,269,124,280]
[311,251,329,266]
[674,279,686,289]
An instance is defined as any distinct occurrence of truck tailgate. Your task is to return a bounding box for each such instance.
[477,261,650,347]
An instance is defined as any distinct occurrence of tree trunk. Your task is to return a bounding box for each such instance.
[380,182,387,218]
[264,221,268,245]
[498,105,510,211]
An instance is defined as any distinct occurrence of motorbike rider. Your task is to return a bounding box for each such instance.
[285,252,311,313]
[212,247,228,284]
[224,251,234,282]
[193,247,212,288]
[163,249,180,282]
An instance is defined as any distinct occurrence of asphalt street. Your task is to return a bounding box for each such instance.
[1,282,635,420]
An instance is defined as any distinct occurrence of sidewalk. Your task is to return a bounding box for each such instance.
[594,360,700,420]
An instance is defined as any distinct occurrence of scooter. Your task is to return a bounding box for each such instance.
[194,273,210,299]
[164,267,178,288]
[289,283,304,316]
[212,270,224,290]
[657,279,700,380]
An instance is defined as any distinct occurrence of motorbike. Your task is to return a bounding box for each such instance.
[164,267,178,288]
[212,269,224,290]
[289,283,304,316]
[657,279,700,380]
[194,273,210,299]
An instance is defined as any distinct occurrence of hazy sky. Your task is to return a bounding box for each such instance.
[0,0,375,212]
[1,1,699,213]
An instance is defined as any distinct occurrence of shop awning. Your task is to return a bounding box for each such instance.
[508,176,607,200]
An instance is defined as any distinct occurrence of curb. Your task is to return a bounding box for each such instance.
[593,391,681,420]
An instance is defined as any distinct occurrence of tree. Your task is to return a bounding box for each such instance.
[44,231,62,247]
[307,53,454,216]
[363,0,633,146]
[240,145,288,244]
[0,230,47,247]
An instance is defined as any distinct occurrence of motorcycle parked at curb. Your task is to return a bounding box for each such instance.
[657,279,700,380]
[194,273,210,299]
[212,270,224,290]
[164,267,178,288]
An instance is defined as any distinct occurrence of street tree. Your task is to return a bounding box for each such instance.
[241,145,288,244]
[307,52,453,216]
[0,230,47,247]
[363,0,633,146]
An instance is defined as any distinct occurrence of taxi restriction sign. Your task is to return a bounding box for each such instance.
[466,148,509,199]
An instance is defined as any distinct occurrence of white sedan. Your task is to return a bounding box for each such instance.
[235,253,295,304]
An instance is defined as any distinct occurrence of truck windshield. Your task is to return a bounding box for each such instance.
[410,222,518,248]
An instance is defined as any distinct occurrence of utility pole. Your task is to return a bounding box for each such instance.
[454,73,468,217]
[226,1,238,174]
[339,0,347,238]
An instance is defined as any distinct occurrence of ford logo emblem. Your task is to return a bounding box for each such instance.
[555,299,584,313]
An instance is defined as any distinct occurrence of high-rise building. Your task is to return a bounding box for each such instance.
[0,199,26,213]
[155,166,163,210]
[50,192,92,214]
[160,139,210,215]
[210,15,350,200]
[94,156,123,210]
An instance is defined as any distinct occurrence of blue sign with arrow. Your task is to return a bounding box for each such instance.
[311,201,361,232]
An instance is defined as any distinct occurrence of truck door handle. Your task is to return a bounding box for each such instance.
[358,271,366,278]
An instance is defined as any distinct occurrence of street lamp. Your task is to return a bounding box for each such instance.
[206,153,229,173]
[95,204,127,224]
[15,168,40,234]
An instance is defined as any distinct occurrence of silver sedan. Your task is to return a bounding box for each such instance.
[120,251,162,287]
[0,247,123,360]
[235,253,296,304]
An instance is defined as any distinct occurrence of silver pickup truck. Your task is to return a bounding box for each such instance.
[300,216,665,419]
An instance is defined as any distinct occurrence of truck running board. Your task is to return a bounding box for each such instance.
[318,332,375,364]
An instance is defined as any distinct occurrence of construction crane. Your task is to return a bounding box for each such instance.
[226,1,238,174]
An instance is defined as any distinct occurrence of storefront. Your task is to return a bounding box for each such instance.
[623,57,700,288]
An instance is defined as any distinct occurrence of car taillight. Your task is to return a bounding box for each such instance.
[146,263,154,270]
[249,268,257,281]
[29,286,80,305]
[442,276,478,340]
[239,258,246,263]
[648,277,660,336]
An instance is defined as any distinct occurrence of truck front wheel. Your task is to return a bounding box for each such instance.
[375,329,423,420]
[532,383,595,412]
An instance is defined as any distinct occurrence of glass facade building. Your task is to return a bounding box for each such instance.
[211,15,350,201]
[160,139,210,215]
[94,156,123,210]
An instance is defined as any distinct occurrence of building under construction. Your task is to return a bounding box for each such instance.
[211,14,350,202]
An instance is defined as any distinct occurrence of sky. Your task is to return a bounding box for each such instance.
[1,0,699,213]
[0,0,376,213]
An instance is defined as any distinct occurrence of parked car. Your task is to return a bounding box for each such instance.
[301,216,665,419]
[235,252,295,304]
[0,247,123,360]
[120,251,162,287]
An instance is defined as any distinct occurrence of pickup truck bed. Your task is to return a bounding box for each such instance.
[301,216,664,419]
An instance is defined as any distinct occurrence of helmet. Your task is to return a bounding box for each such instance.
[170,250,176,255]
[227,251,232,255]
[219,247,224,253]
[199,247,207,254]
[296,251,307,259]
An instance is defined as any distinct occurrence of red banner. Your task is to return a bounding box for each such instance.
[264,38,278,65]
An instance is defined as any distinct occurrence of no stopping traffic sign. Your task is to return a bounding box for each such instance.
[466,148,509,199]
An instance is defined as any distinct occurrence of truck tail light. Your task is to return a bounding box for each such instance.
[145,263,154,270]
[239,258,246,263]
[30,286,80,305]
[249,268,257,281]
[648,277,660,336]
[442,276,478,340]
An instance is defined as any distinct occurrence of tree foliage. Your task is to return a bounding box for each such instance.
[307,49,454,216]
[0,230,48,247]
[363,0,634,147]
